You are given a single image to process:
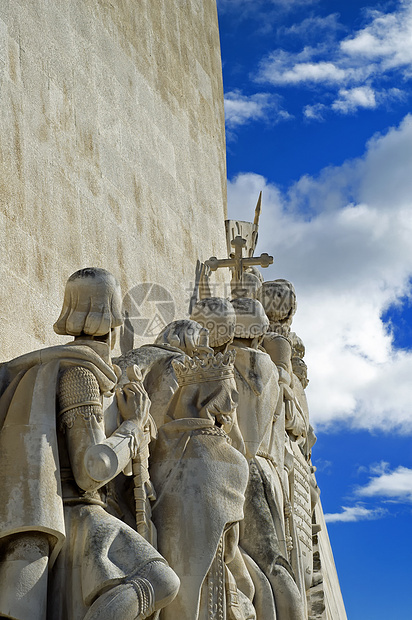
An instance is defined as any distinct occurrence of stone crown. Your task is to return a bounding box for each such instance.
[172,350,236,386]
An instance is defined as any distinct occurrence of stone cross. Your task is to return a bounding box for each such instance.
[206,235,273,284]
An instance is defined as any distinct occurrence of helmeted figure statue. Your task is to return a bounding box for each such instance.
[190,296,237,353]
[0,268,179,620]
[230,265,264,300]
[259,279,321,609]
[229,297,306,620]
[149,348,255,620]
[190,297,246,453]
[258,279,297,337]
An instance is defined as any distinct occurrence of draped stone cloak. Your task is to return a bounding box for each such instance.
[150,417,249,620]
[231,343,305,620]
[229,343,288,565]
[229,343,280,461]
[0,342,117,565]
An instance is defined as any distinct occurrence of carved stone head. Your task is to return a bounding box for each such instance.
[190,297,236,349]
[155,319,209,357]
[231,297,269,339]
[170,350,238,431]
[54,267,123,337]
[262,333,292,371]
[289,331,305,359]
[258,279,296,335]
[230,270,262,300]
[292,357,309,389]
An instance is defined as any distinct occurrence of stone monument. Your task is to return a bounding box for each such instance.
[0,268,180,619]
[0,2,347,619]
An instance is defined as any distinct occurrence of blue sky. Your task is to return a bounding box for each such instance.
[217,1,412,617]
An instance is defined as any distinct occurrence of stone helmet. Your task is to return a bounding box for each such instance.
[231,270,263,300]
[231,297,269,339]
[54,267,123,336]
[257,279,296,331]
[190,297,236,348]
[246,266,264,284]
[155,319,209,357]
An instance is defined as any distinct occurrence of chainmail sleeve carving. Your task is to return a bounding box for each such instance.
[58,366,103,431]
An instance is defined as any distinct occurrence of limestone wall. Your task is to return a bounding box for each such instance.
[0,0,227,359]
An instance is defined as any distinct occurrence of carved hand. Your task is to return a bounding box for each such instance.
[215,412,234,432]
[116,365,150,427]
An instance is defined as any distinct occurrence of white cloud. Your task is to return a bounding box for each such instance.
[258,49,352,85]
[332,86,376,114]
[255,2,412,115]
[356,464,412,503]
[369,461,391,476]
[313,458,332,473]
[340,3,412,74]
[227,114,412,433]
[304,103,326,120]
[224,91,291,133]
[331,86,405,115]
[278,13,343,39]
[324,505,387,523]
[323,461,412,522]
[224,92,268,128]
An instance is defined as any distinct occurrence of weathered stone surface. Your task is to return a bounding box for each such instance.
[150,349,252,619]
[0,268,180,619]
[0,0,227,360]
[0,3,349,619]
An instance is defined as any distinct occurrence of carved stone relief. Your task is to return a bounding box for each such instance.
[0,252,333,619]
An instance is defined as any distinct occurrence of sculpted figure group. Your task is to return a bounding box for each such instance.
[0,264,322,620]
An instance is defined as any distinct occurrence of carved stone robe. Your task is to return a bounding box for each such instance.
[0,342,117,562]
[230,341,305,620]
[150,378,251,620]
[0,341,165,620]
[286,373,314,597]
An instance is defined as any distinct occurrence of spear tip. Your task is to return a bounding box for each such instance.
[254,191,262,226]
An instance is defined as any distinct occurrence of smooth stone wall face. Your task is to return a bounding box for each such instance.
[0,0,227,359]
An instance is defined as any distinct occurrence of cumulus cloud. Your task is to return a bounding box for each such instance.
[331,86,405,114]
[256,1,412,116]
[224,90,290,130]
[341,3,412,74]
[258,48,352,85]
[356,463,412,503]
[227,114,412,433]
[323,462,412,523]
[332,86,376,113]
[324,505,387,523]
